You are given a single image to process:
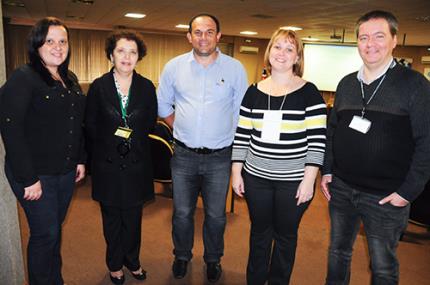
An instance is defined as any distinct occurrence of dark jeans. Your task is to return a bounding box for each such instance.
[326,176,410,285]
[243,171,310,285]
[100,203,143,272]
[171,144,232,262]
[5,163,75,285]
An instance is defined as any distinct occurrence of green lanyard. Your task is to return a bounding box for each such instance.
[116,89,130,127]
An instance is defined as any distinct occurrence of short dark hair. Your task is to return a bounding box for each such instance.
[27,17,72,87]
[356,10,398,37]
[188,13,220,33]
[105,30,147,61]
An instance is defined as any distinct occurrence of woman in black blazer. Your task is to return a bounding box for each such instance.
[85,31,157,284]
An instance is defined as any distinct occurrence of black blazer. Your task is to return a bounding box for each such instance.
[85,70,157,207]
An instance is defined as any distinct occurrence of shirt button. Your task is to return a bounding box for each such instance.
[45,95,50,99]
[5,118,11,122]
[70,116,74,120]
[66,157,70,160]
[71,103,75,107]
[68,144,72,148]
[69,130,73,134]
[61,94,65,98]
[68,90,71,94]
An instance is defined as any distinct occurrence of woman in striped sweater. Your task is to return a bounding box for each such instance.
[231,29,327,285]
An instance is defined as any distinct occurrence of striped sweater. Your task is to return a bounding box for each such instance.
[232,83,327,181]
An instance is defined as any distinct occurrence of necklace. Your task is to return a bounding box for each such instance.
[113,74,129,109]
[268,93,287,111]
[267,79,288,111]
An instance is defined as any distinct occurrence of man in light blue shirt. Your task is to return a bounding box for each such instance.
[157,13,248,283]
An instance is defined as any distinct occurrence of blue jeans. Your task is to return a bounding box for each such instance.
[243,172,310,285]
[171,144,232,262]
[326,176,410,285]
[5,163,75,285]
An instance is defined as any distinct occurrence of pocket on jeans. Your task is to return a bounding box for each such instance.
[383,202,409,210]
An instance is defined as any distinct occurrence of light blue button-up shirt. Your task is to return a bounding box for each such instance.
[157,49,248,149]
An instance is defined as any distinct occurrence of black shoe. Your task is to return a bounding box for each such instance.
[172,259,188,279]
[109,273,125,285]
[129,267,147,281]
[206,262,222,283]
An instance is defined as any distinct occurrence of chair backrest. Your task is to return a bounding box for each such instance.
[149,121,173,183]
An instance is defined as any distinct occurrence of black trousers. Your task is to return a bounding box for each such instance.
[243,172,310,285]
[100,203,143,272]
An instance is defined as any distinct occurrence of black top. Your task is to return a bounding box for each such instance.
[323,63,430,201]
[0,64,86,187]
[85,70,157,207]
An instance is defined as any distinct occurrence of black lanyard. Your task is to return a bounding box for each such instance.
[359,74,386,118]
[359,60,395,118]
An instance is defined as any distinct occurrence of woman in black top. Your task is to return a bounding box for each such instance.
[85,31,157,284]
[0,17,85,285]
[231,29,327,285]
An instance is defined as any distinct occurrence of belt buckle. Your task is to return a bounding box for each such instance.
[196,147,210,154]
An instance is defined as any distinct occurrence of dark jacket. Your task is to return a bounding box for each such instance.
[0,64,85,187]
[85,70,157,207]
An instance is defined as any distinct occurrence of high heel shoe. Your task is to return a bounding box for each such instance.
[129,267,147,281]
[109,272,125,285]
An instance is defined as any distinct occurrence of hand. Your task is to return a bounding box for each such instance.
[296,179,314,206]
[23,181,42,201]
[320,175,332,201]
[75,164,86,182]
[379,192,409,207]
[164,113,175,130]
[231,171,245,198]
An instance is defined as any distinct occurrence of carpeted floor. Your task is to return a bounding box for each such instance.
[17,177,430,285]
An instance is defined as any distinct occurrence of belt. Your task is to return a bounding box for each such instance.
[174,139,230,155]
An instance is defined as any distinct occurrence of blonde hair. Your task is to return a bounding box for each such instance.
[263,29,304,77]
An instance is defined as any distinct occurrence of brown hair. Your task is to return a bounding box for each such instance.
[356,10,398,37]
[105,30,147,61]
[263,29,304,77]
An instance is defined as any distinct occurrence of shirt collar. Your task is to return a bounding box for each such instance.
[186,47,222,66]
[357,57,396,84]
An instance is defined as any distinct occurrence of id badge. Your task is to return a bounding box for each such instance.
[261,111,282,142]
[349,115,372,134]
[114,127,133,139]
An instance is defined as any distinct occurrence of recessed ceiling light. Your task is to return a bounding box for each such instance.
[240,31,258,35]
[280,26,302,31]
[175,24,189,29]
[301,37,319,42]
[125,13,146,19]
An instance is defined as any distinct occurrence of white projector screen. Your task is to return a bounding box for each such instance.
[303,44,363,92]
